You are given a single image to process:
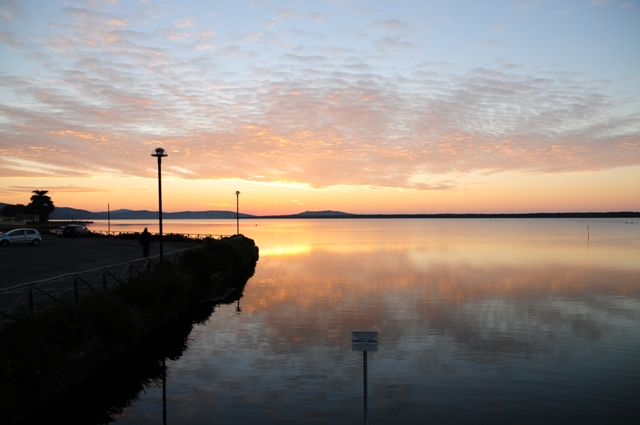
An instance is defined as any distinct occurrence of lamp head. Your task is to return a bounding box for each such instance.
[151,147,168,157]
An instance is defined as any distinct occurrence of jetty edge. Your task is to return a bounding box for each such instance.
[0,235,259,424]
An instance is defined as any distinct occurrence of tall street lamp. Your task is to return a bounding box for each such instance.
[151,147,168,263]
[235,191,241,235]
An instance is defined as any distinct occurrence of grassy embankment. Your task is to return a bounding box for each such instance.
[0,235,258,424]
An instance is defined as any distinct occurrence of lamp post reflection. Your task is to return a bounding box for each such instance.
[151,147,168,263]
[162,357,167,425]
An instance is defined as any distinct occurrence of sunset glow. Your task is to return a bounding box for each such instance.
[1,0,638,214]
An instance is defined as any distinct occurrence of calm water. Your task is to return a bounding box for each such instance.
[83,218,640,424]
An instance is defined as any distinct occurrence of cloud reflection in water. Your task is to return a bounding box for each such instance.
[117,219,640,424]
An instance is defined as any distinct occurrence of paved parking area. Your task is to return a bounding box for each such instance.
[0,234,194,289]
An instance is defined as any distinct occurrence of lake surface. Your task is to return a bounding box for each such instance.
[82,218,639,424]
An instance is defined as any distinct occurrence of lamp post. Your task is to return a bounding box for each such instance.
[235,190,240,235]
[151,147,168,263]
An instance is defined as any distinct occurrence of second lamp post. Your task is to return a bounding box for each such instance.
[152,147,168,263]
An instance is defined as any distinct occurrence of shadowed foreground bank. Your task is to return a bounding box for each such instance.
[29,265,255,425]
[0,236,259,424]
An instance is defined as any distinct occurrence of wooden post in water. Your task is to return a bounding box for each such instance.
[363,350,368,425]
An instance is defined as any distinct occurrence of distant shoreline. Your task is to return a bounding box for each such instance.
[50,211,640,220]
[2,212,637,232]
[257,212,640,219]
[4,204,639,222]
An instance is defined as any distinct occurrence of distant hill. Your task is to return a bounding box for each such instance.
[47,207,357,220]
[280,210,357,218]
[49,207,96,220]
[48,207,255,220]
[254,210,356,218]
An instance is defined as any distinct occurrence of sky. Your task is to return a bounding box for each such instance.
[0,0,639,215]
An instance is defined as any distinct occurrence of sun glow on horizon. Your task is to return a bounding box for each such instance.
[1,164,639,215]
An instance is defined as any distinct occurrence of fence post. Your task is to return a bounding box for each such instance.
[28,287,34,315]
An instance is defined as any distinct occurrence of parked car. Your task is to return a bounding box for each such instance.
[62,224,91,238]
[0,228,42,246]
[56,226,66,237]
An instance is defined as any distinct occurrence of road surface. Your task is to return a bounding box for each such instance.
[0,233,194,289]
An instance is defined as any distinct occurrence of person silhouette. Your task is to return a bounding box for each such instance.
[139,227,152,257]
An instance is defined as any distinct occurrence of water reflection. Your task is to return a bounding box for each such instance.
[84,219,639,423]
[232,250,640,356]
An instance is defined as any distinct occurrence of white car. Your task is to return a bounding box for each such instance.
[0,228,42,247]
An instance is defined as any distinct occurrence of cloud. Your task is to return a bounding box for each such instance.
[2,47,639,190]
[1,185,111,195]
[164,28,191,41]
[512,1,540,10]
[108,18,128,27]
[374,36,419,51]
[0,0,26,22]
[263,7,325,30]
[483,37,503,47]
[174,16,197,28]
[286,28,325,41]
[0,1,638,193]
[371,19,408,34]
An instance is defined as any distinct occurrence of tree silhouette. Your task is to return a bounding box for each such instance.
[28,190,55,223]
[0,204,26,219]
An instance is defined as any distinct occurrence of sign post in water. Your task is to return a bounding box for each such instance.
[353,331,378,424]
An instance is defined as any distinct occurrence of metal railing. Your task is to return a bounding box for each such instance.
[0,247,202,327]
[62,230,233,241]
